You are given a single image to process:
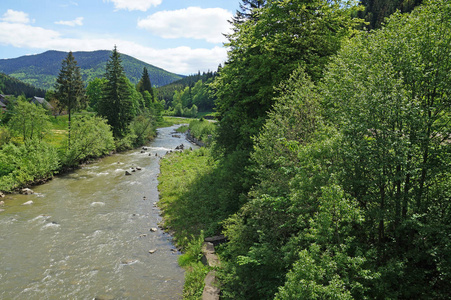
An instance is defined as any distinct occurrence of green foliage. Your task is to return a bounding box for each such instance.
[86,77,106,110]
[128,111,157,147]
[0,126,11,147]
[54,51,87,148]
[0,141,60,191]
[156,71,217,109]
[214,0,362,156]
[188,119,216,144]
[8,97,50,144]
[62,115,114,166]
[0,73,46,97]
[358,0,423,30]
[182,262,210,300]
[136,67,155,102]
[97,47,135,138]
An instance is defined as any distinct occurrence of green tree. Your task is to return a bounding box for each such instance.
[214,0,362,155]
[8,96,50,145]
[136,67,155,104]
[321,0,451,297]
[97,46,135,138]
[358,0,423,30]
[86,77,107,111]
[63,115,115,166]
[54,51,87,147]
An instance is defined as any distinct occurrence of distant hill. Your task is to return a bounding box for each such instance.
[0,73,46,98]
[0,50,184,90]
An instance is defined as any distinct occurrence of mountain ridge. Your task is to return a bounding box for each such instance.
[0,50,183,90]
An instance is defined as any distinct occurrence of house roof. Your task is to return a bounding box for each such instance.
[31,96,53,110]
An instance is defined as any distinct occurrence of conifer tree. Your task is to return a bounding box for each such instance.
[136,67,154,105]
[233,0,266,24]
[97,46,134,138]
[54,51,86,148]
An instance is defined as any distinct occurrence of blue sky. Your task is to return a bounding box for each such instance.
[0,0,241,74]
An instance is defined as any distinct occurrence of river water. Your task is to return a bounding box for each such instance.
[0,125,194,299]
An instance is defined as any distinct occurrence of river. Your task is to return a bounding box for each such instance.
[0,125,195,299]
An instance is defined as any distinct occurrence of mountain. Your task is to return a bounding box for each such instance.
[0,73,46,98]
[0,50,184,90]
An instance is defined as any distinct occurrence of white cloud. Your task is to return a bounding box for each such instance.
[137,6,233,44]
[104,0,162,12]
[1,9,32,24]
[0,21,227,74]
[55,17,84,27]
[0,22,60,48]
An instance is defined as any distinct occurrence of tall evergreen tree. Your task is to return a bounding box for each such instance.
[97,46,134,138]
[233,0,267,24]
[136,67,154,105]
[358,0,423,29]
[54,51,86,148]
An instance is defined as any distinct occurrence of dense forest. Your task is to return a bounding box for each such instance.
[0,73,46,98]
[156,71,218,115]
[158,0,450,299]
[0,50,182,90]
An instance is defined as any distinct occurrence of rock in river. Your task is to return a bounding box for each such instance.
[21,188,34,195]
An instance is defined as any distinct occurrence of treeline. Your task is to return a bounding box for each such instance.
[0,73,46,98]
[156,71,218,116]
[0,47,161,193]
[358,0,424,30]
[160,0,450,299]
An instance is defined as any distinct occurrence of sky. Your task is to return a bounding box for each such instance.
[0,0,241,75]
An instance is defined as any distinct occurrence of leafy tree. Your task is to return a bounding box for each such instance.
[86,77,107,111]
[8,96,50,144]
[321,0,451,297]
[214,0,362,156]
[97,46,135,138]
[63,115,114,166]
[54,51,87,147]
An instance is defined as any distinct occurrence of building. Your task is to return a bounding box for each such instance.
[30,96,53,110]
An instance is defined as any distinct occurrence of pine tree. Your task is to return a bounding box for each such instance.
[97,46,134,138]
[136,67,154,105]
[54,51,86,148]
[233,0,267,24]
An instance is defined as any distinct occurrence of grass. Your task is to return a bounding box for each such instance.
[176,125,189,133]
[157,116,191,128]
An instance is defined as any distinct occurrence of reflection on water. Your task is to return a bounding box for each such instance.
[0,125,195,299]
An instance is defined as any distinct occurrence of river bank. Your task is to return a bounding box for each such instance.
[0,125,196,299]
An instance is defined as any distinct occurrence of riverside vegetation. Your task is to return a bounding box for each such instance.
[157,1,451,299]
[0,47,163,193]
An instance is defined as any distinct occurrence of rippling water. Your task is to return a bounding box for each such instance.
[0,125,195,299]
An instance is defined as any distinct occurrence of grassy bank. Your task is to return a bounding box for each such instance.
[158,148,226,298]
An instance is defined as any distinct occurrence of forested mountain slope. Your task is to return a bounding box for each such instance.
[0,50,183,90]
[0,73,46,98]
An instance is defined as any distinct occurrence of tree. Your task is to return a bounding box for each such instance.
[54,51,87,148]
[97,46,135,138]
[136,67,155,105]
[232,0,267,24]
[86,77,107,111]
[321,1,451,297]
[214,0,362,156]
[63,115,114,166]
[358,0,424,30]
[8,96,50,145]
